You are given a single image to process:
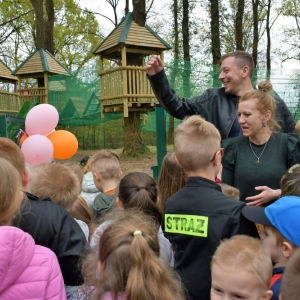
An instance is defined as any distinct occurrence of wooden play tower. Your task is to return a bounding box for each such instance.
[93,12,171,117]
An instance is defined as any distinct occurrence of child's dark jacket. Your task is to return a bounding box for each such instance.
[19,192,88,286]
[162,177,259,300]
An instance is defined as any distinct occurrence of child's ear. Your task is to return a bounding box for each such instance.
[93,172,100,182]
[97,261,101,278]
[282,241,294,258]
[262,290,273,300]
[116,197,124,208]
[174,155,183,168]
[118,170,123,179]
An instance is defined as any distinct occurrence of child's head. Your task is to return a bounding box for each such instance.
[64,162,84,194]
[90,150,121,192]
[117,172,162,225]
[157,151,187,211]
[174,115,222,174]
[80,155,92,174]
[0,157,22,225]
[29,162,79,210]
[90,210,184,300]
[280,247,300,300]
[218,183,240,200]
[211,235,273,300]
[243,196,300,265]
[280,164,300,197]
[0,137,26,184]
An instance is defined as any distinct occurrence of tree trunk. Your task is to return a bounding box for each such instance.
[45,0,55,55]
[30,0,54,54]
[122,0,149,157]
[235,0,245,50]
[182,0,191,97]
[252,0,259,68]
[132,0,146,26]
[210,0,221,87]
[266,0,271,80]
[123,112,149,156]
[168,0,179,145]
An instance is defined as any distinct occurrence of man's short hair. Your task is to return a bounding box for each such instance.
[281,248,300,300]
[220,51,254,78]
[212,235,273,293]
[29,163,79,210]
[174,115,221,172]
[0,137,25,178]
[280,164,300,197]
[90,150,121,180]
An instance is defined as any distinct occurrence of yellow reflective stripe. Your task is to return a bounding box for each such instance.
[164,214,208,237]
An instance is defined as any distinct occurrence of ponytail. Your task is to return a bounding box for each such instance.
[88,211,184,300]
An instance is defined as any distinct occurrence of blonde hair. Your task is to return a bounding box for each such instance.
[68,195,93,241]
[212,235,273,293]
[218,183,240,200]
[0,137,25,178]
[0,157,22,225]
[158,152,187,212]
[64,162,84,193]
[174,115,221,172]
[239,81,281,132]
[29,163,79,210]
[280,164,300,197]
[85,210,184,300]
[90,150,121,180]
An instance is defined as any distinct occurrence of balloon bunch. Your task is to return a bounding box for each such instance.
[20,104,78,166]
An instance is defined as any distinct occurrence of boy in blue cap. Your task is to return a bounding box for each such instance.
[242,196,300,300]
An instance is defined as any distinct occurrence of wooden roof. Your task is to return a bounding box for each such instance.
[0,59,17,83]
[93,12,171,55]
[12,49,70,77]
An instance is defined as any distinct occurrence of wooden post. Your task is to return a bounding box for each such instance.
[44,72,48,104]
[121,46,128,117]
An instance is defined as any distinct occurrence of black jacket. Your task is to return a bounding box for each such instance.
[163,177,259,300]
[148,70,295,139]
[19,192,88,286]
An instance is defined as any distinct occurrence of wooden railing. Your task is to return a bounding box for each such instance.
[100,66,157,117]
[0,91,22,113]
[0,88,47,114]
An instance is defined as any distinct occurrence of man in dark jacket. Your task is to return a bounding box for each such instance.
[146,51,295,139]
[0,138,87,296]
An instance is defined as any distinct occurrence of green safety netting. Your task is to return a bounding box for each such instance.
[4,59,300,147]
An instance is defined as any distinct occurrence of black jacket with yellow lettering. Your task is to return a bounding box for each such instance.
[162,177,259,300]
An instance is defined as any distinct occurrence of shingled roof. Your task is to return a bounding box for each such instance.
[0,59,17,83]
[93,12,171,57]
[12,49,70,77]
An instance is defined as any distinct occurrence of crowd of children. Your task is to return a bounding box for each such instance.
[2,78,300,300]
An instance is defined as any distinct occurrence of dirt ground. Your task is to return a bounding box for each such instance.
[62,148,157,177]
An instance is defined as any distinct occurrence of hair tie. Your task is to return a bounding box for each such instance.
[133,230,142,236]
[137,186,146,192]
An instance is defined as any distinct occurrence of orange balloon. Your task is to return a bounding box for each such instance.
[19,132,29,146]
[47,130,78,159]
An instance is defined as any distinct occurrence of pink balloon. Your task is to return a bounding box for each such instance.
[25,104,59,136]
[21,135,54,166]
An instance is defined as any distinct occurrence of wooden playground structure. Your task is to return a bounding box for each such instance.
[0,12,171,120]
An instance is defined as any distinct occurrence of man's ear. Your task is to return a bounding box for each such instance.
[241,65,250,78]
[282,241,294,259]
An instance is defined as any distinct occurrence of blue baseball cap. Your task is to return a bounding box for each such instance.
[242,196,300,247]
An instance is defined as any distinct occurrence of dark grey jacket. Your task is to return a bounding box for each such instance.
[148,70,296,139]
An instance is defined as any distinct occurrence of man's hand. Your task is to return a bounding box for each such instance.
[146,55,164,76]
[246,186,281,206]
